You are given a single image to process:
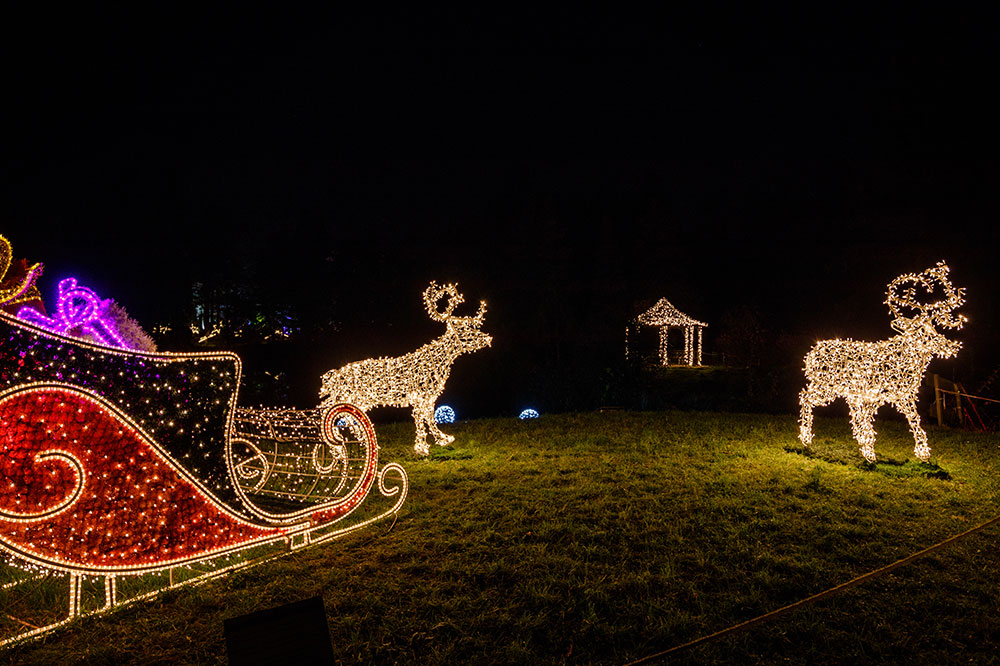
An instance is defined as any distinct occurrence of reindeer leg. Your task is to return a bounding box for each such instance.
[899,400,931,462]
[798,389,815,446]
[416,399,453,449]
[410,403,431,457]
[427,412,455,448]
[848,399,878,462]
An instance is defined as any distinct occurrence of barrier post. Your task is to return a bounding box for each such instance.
[934,374,944,426]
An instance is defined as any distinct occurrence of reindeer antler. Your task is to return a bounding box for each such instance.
[423,281,465,322]
[422,281,487,328]
[886,261,967,329]
[452,300,487,328]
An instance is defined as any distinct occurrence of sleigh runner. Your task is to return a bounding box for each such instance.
[0,309,407,647]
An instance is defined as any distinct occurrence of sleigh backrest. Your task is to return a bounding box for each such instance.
[0,310,255,519]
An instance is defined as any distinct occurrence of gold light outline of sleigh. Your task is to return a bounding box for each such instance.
[0,310,408,648]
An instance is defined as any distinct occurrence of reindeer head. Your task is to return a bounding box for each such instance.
[423,281,492,352]
[886,261,966,358]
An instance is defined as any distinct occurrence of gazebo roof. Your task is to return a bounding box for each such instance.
[635,298,707,328]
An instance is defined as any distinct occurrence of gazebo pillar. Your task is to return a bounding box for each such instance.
[659,326,669,366]
[697,326,703,365]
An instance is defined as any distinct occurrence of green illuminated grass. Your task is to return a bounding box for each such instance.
[6,411,1000,665]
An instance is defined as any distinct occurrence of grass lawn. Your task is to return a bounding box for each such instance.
[5,410,1000,665]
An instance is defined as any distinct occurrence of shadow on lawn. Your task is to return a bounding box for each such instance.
[784,443,952,480]
[427,445,475,461]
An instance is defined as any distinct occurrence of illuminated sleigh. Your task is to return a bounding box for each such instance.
[0,310,407,646]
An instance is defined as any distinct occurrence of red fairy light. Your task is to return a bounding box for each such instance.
[0,236,408,648]
[0,386,287,571]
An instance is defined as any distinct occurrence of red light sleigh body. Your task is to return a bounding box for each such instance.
[0,311,407,646]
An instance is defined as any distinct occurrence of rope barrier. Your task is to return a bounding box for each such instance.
[937,388,1000,406]
[624,513,1000,665]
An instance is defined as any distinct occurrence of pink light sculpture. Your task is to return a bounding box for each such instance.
[17,277,129,349]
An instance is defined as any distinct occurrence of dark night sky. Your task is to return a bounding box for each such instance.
[3,7,998,409]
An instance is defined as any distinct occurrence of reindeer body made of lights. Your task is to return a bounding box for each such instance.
[320,282,492,456]
[798,262,966,462]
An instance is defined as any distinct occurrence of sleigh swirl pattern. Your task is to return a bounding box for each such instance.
[0,309,408,645]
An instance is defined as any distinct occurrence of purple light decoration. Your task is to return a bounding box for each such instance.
[17,278,130,349]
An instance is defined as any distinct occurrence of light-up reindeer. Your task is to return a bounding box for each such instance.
[319,282,492,456]
[798,262,966,462]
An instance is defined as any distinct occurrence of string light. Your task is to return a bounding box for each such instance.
[320,282,492,456]
[799,261,966,462]
[0,235,43,311]
[630,298,707,366]
[519,409,539,420]
[434,405,456,424]
[18,277,131,349]
[0,301,408,646]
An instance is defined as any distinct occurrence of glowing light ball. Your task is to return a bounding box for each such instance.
[519,408,540,420]
[434,405,456,424]
[799,261,966,462]
[320,282,491,456]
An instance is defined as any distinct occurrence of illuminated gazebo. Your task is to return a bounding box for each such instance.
[628,298,707,367]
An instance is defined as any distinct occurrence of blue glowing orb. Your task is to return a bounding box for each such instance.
[434,405,456,424]
[518,408,540,420]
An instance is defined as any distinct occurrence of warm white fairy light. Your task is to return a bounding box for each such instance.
[0,343,396,565]
[320,282,492,456]
[630,298,707,366]
[0,270,408,648]
[0,234,43,311]
[799,261,966,462]
[228,405,379,519]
